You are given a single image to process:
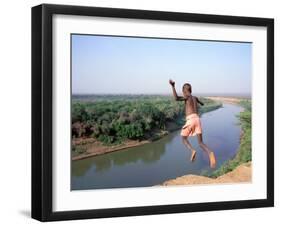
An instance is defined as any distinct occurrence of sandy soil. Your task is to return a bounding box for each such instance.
[72,139,150,161]
[160,162,252,186]
[205,96,245,104]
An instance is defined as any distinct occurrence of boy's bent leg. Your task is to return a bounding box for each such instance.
[197,133,212,154]
[197,133,216,168]
[182,136,197,162]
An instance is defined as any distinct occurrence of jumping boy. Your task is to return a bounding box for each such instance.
[169,79,216,168]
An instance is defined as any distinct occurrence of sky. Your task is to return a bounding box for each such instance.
[72,34,252,96]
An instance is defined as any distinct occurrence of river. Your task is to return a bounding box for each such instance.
[71,103,243,190]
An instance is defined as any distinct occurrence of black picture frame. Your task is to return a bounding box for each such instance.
[31,3,274,222]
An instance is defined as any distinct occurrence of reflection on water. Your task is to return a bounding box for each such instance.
[72,140,167,177]
[72,103,243,190]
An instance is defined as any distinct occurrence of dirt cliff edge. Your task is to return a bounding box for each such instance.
[160,162,251,186]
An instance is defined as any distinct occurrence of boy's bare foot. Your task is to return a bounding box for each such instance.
[209,152,216,168]
[190,149,197,162]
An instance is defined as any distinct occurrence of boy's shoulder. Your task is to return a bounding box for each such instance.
[186,95,198,102]
[192,95,200,103]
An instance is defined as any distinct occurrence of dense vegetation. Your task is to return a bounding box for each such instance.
[207,99,252,178]
[72,95,222,147]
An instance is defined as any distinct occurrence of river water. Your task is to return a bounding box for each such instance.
[72,103,243,190]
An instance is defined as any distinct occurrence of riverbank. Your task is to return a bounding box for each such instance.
[72,138,150,160]
[72,120,183,160]
[160,162,251,186]
[73,118,198,160]
[205,96,249,104]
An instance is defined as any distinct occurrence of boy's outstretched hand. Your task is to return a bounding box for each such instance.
[169,79,175,87]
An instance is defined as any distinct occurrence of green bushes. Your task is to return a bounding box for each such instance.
[72,95,221,145]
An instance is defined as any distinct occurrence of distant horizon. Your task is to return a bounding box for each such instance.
[72,93,252,98]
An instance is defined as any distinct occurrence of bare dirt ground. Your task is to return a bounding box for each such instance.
[72,139,150,161]
[205,96,249,104]
[160,162,251,186]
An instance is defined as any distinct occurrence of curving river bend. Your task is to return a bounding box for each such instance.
[72,103,243,190]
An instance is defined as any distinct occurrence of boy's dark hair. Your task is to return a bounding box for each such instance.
[182,83,192,93]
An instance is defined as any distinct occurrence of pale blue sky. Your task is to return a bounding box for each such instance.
[72,34,251,95]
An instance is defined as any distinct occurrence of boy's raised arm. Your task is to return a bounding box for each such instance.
[169,79,185,101]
